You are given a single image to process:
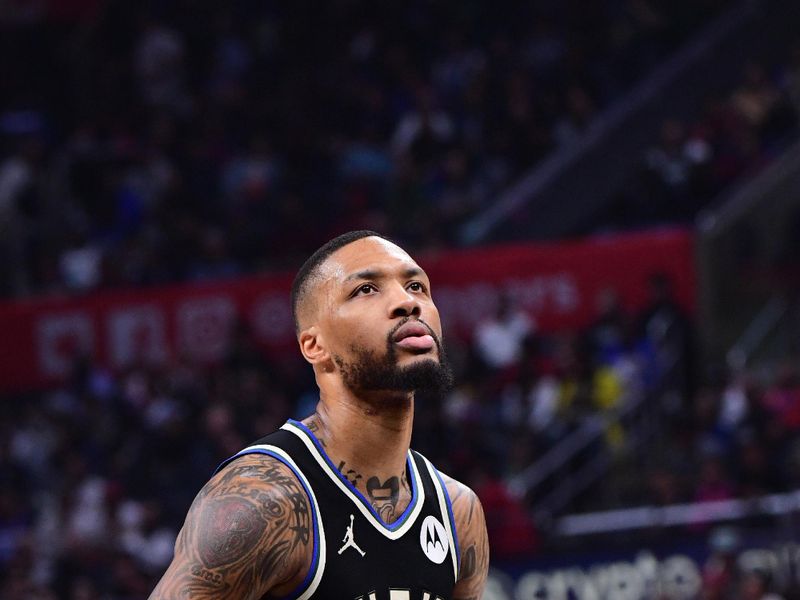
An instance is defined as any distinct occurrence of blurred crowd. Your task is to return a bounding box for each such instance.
[5,1,800,599]
[3,265,799,598]
[606,48,800,230]
[0,0,730,298]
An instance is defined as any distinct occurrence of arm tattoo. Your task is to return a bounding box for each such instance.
[460,545,477,579]
[443,475,489,600]
[149,455,311,599]
[199,496,263,568]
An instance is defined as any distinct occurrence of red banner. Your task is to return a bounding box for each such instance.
[0,228,695,392]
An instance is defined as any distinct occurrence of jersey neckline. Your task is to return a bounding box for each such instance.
[283,419,425,539]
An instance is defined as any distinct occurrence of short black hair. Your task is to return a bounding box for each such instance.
[291,230,392,333]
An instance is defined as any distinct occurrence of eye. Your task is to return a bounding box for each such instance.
[407,281,426,293]
[353,283,377,296]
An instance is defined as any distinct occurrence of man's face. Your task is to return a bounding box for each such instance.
[313,237,452,396]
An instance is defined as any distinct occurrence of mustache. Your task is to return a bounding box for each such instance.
[387,317,443,354]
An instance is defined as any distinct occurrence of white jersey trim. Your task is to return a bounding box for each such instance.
[282,421,426,540]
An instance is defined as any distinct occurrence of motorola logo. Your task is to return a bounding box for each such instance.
[419,516,448,564]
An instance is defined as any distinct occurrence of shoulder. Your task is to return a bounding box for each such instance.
[150,452,314,599]
[439,472,479,523]
[206,451,314,530]
[439,472,485,552]
[210,450,311,508]
[438,471,489,597]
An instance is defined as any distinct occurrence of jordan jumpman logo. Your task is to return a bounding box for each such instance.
[338,514,366,557]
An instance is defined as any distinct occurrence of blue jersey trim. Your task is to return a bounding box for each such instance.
[433,467,461,572]
[287,419,419,531]
[215,447,320,600]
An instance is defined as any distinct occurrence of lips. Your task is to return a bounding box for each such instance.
[392,321,436,352]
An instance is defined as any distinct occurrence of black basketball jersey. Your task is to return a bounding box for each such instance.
[215,419,460,600]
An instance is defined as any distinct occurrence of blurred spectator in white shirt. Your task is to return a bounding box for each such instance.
[474,293,535,370]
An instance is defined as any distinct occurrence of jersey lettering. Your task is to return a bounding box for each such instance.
[355,590,443,600]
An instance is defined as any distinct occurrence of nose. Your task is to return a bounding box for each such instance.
[389,284,421,319]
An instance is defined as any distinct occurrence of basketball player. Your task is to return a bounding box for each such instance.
[150,231,489,599]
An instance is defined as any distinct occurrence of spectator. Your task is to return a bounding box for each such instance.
[730,61,781,133]
[740,570,785,600]
[473,294,535,372]
[471,462,539,561]
[643,118,712,223]
[134,17,189,113]
[701,527,741,600]
[761,363,800,433]
[637,272,694,397]
[0,129,45,296]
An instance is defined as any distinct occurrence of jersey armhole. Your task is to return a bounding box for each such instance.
[414,451,461,583]
[433,467,462,578]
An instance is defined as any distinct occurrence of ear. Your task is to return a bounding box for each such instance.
[298,326,329,365]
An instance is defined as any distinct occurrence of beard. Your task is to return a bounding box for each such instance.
[333,319,454,400]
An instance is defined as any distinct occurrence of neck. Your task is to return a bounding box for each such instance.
[302,384,415,523]
[309,387,414,474]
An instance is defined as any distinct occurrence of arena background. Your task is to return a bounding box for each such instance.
[1,1,800,598]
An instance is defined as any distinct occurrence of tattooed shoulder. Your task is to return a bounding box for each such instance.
[440,473,490,600]
[149,453,313,600]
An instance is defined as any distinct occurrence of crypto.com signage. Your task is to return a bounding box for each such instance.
[486,540,800,599]
[0,229,694,391]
